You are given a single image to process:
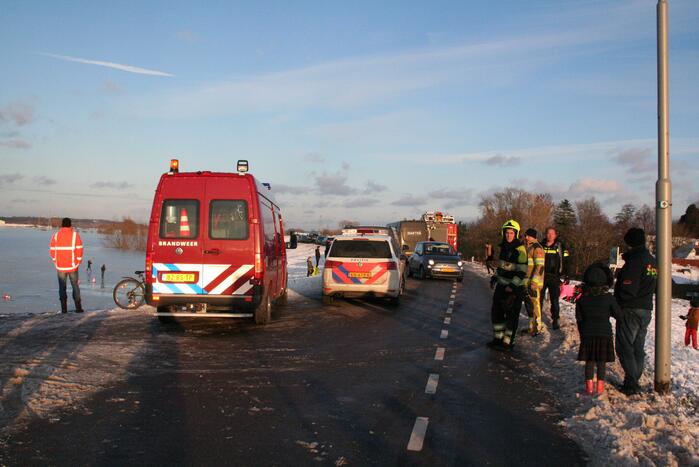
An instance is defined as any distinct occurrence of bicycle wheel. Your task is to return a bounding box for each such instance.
[113,278,145,310]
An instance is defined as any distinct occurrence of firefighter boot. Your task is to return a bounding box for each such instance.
[60,299,68,314]
[596,380,605,395]
[585,380,594,395]
[75,299,84,313]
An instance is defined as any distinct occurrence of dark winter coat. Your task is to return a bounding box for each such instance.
[541,238,572,279]
[576,292,622,338]
[614,247,657,310]
[495,238,528,291]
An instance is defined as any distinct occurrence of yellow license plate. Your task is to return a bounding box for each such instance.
[162,273,196,282]
[349,272,371,278]
[441,268,455,273]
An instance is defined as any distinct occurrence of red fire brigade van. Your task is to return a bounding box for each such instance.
[144,159,297,324]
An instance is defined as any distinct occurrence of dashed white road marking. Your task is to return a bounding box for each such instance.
[434,347,445,360]
[450,294,455,299]
[449,300,454,306]
[444,316,451,325]
[440,329,448,339]
[407,417,429,451]
[425,373,440,394]
[446,307,452,314]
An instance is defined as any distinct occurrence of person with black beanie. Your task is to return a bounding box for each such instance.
[614,227,657,395]
[576,263,622,395]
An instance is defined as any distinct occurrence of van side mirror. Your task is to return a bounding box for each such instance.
[288,232,298,249]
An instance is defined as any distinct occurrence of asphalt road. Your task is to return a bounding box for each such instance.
[0,266,586,466]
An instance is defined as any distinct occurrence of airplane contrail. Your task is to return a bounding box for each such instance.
[40,53,174,77]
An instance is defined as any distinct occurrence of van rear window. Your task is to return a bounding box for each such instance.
[210,200,249,240]
[160,200,199,239]
[329,239,392,258]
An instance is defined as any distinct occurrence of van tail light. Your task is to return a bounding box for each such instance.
[254,253,264,278]
[324,260,341,268]
[145,251,153,279]
[386,261,398,270]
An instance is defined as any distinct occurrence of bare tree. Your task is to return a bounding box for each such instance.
[575,198,615,271]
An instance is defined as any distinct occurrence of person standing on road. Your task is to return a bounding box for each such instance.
[49,217,84,313]
[307,256,314,277]
[86,259,92,274]
[540,227,573,330]
[100,264,106,288]
[523,229,545,336]
[484,241,495,275]
[315,246,321,267]
[576,263,622,395]
[614,227,657,395]
[489,220,528,350]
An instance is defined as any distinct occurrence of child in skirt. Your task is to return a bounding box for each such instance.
[680,298,699,350]
[576,263,622,395]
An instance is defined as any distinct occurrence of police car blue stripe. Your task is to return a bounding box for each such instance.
[338,264,361,284]
[165,263,180,271]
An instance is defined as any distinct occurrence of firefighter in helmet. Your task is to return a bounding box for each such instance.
[489,220,528,350]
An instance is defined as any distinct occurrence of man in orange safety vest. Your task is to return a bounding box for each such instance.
[49,217,84,313]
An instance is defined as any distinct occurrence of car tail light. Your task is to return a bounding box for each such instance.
[324,260,341,268]
[386,261,398,270]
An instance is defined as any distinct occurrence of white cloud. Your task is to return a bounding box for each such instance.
[569,178,622,194]
[342,197,380,208]
[391,194,426,207]
[40,53,173,77]
[314,171,356,196]
[273,184,309,195]
[90,181,134,190]
[0,101,35,126]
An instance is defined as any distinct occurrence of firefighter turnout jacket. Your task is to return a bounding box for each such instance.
[495,238,528,289]
[542,239,571,279]
[525,240,545,290]
[49,227,84,273]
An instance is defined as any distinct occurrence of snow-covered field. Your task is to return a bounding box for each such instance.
[285,243,323,300]
[468,261,699,466]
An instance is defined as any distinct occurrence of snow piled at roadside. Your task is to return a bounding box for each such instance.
[285,243,322,300]
[467,262,699,466]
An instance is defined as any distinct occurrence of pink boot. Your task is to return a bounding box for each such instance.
[585,380,594,395]
[596,380,605,395]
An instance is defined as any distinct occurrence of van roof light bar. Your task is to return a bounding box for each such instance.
[170,159,179,173]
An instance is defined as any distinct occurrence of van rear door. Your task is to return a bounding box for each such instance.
[201,178,255,296]
[153,186,205,295]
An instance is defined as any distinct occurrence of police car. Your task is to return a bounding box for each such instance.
[322,227,406,305]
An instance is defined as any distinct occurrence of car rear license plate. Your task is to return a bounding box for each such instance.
[349,272,371,278]
[162,273,196,282]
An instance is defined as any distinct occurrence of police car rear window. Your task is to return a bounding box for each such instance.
[160,200,199,239]
[329,239,392,258]
[209,200,248,240]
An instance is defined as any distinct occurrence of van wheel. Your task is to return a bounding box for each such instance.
[156,305,175,323]
[255,291,272,325]
[322,294,334,306]
[276,288,288,306]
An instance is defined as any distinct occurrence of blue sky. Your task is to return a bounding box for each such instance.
[1,0,698,229]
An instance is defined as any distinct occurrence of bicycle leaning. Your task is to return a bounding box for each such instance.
[113,270,146,310]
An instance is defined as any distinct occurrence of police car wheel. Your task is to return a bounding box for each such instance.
[322,294,334,306]
[255,291,272,325]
